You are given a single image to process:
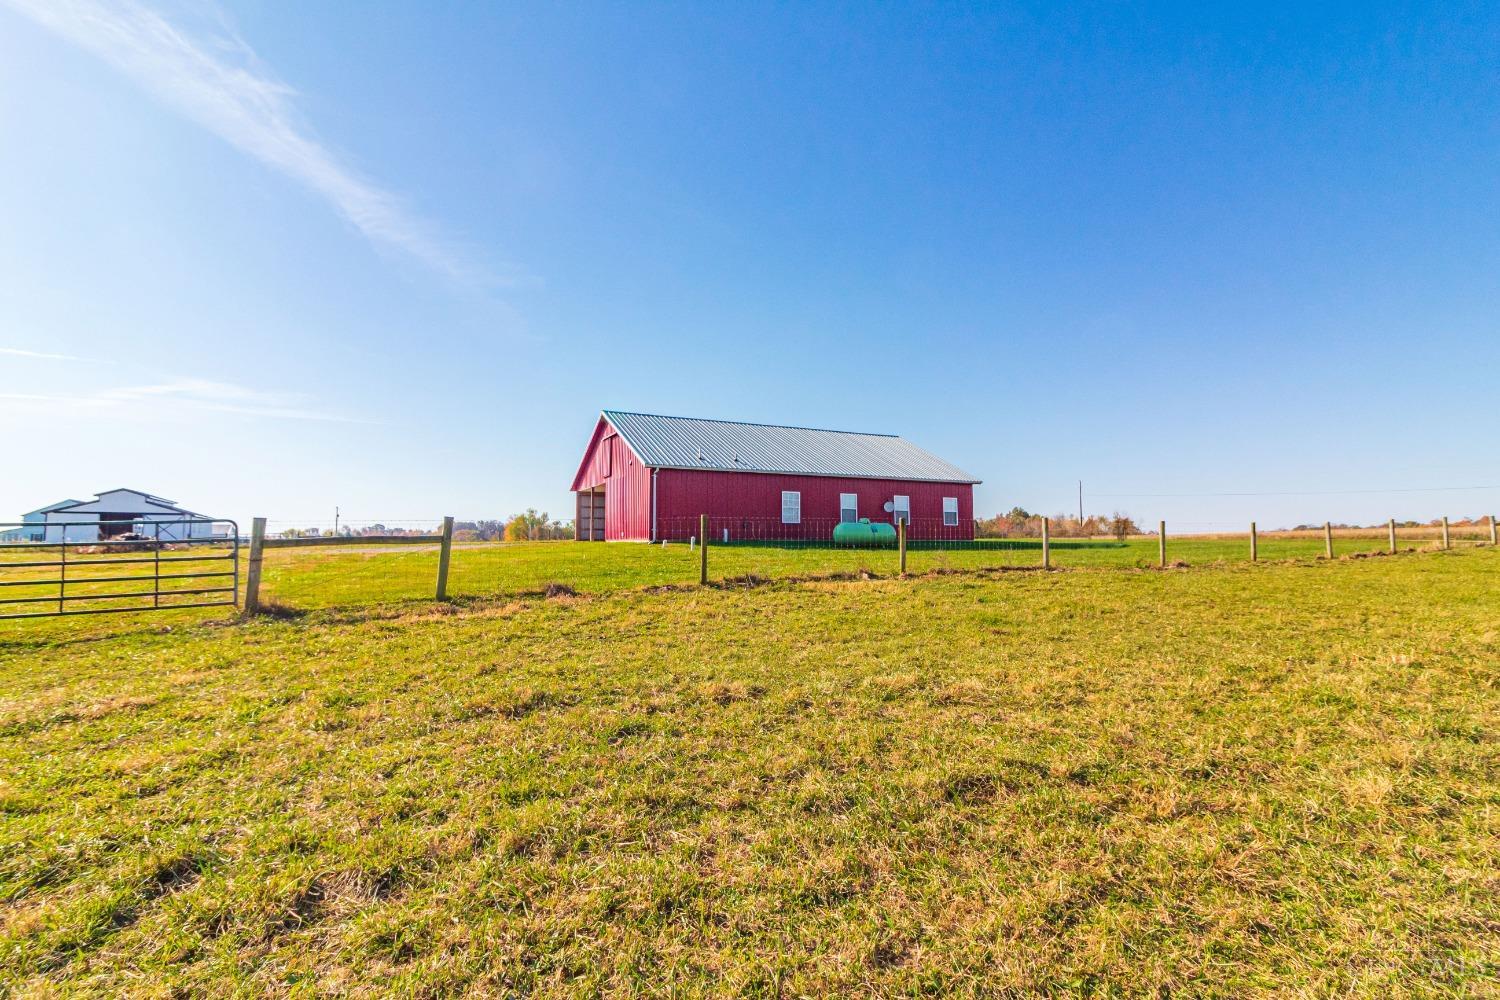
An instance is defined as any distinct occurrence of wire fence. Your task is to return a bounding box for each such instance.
[259,518,447,540]
[6,509,1492,622]
[223,511,1498,614]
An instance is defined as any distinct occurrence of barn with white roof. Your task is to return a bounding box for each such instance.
[30,488,219,543]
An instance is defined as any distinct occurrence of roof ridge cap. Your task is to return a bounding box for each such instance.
[603,409,900,439]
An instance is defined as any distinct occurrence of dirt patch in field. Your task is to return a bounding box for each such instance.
[247,598,304,620]
[702,681,767,705]
[718,573,772,589]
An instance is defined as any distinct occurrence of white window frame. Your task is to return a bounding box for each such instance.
[840,493,858,523]
[943,497,959,526]
[781,490,801,525]
[893,495,910,525]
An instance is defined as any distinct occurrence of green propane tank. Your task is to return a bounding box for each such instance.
[832,518,898,547]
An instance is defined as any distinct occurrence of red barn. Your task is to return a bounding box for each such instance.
[570,410,981,542]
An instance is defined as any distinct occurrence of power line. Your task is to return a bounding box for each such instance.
[1091,484,1500,499]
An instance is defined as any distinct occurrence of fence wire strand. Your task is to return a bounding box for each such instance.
[248,512,1500,611]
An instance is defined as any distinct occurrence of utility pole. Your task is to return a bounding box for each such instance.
[1078,481,1083,525]
[334,505,340,536]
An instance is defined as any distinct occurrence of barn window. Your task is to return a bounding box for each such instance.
[602,434,615,477]
[893,495,910,525]
[840,493,858,523]
[943,497,959,526]
[781,491,801,524]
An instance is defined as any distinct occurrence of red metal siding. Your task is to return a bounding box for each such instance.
[653,469,973,541]
[571,417,652,540]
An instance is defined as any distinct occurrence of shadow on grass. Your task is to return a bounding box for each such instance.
[0,607,243,652]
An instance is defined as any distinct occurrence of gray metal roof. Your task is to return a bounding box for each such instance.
[45,489,206,517]
[49,489,183,511]
[602,410,981,483]
[23,500,84,516]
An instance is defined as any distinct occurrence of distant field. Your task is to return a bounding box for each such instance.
[1,547,1495,995]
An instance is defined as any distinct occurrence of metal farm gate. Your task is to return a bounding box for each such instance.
[0,519,239,620]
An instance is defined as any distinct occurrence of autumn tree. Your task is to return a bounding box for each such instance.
[504,509,574,541]
[1108,512,1140,541]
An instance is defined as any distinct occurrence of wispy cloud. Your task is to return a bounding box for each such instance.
[0,377,369,423]
[2,0,480,283]
[0,347,92,361]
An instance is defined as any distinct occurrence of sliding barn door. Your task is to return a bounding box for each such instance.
[575,490,606,541]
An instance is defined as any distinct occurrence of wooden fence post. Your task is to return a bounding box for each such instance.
[1441,516,1450,550]
[244,517,266,614]
[1490,515,1498,546]
[1041,516,1050,569]
[898,518,907,575]
[699,514,709,585]
[1324,522,1333,560]
[1388,518,1397,555]
[1159,521,1166,568]
[435,515,454,600]
[1249,521,1257,562]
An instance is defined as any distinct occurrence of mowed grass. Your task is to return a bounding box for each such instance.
[1,547,1496,996]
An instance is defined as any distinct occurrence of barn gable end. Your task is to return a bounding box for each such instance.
[570,416,652,541]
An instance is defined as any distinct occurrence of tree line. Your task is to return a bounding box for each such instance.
[276,511,575,541]
[277,524,437,539]
[455,510,574,542]
[976,507,1142,540]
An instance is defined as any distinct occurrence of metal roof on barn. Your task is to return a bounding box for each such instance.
[601,410,981,484]
[24,500,85,516]
[46,489,206,517]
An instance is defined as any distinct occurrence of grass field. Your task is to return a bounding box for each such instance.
[1,543,1495,995]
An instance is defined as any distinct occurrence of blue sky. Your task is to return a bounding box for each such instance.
[2,1,1497,531]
